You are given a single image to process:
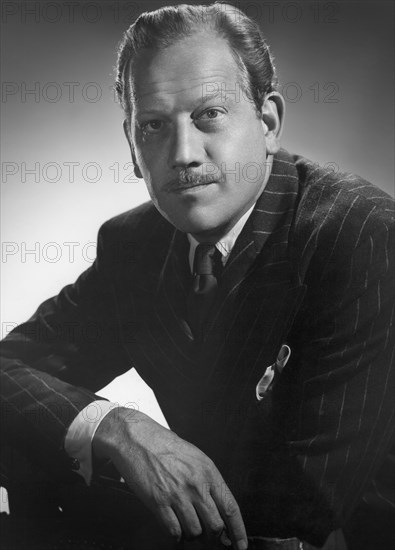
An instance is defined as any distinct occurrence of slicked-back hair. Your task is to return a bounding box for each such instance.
[115,2,278,120]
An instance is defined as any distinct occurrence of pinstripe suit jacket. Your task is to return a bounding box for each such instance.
[1,148,394,546]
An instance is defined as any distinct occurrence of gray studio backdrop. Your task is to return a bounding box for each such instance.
[1,0,394,421]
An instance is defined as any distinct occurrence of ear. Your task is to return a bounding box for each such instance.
[260,91,286,155]
[123,119,143,179]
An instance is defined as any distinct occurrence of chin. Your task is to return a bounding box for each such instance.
[177,220,217,236]
[178,218,229,241]
[160,205,222,235]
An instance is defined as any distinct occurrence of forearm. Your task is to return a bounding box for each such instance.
[0,357,101,478]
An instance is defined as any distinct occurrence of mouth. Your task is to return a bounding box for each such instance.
[170,181,217,194]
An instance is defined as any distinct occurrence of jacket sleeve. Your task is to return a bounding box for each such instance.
[0,220,132,478]
[273,191,395,544]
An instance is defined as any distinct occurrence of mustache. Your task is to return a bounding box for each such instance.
[164,167,224,191]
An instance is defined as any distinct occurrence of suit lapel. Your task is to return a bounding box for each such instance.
[203,148,301,345]
[155,227,195,343]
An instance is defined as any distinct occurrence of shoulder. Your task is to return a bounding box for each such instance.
[291,154,394,254]
[94,200,174,271]
[285,154,394,286]
[100,201,161,234]
[96,200,174,247]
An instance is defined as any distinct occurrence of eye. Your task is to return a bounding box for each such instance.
[198,108,225,120]
[140,120,163,134]
[203,109,219,119]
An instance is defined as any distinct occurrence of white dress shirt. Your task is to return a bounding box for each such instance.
[65,205,255,485]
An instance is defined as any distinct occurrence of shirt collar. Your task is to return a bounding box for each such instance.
[187,204,255,272]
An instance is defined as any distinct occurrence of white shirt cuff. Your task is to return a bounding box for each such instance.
[64,400,120,485]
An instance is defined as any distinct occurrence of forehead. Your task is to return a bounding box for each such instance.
[128,33,243,112]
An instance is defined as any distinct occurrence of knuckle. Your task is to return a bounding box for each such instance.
[154,487,172,504]
[206,458,220,479]
[185,526,203,539]
[202,456,215,473]
[168,527,182,541]
[209,521,225,536]
[223,500,240,519]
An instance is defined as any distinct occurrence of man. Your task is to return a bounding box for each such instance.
[1,3,394,550]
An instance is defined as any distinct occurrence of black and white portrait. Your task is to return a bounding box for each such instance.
[1,2,394,549]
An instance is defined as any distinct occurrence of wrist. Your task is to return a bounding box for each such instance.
[92,406,146,462]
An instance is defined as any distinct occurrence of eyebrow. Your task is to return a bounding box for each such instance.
[134,88,235,116]
[200,88,233,104]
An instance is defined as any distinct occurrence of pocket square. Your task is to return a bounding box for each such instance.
[255,344,291,401]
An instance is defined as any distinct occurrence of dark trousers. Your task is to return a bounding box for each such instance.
[0,445,384,550]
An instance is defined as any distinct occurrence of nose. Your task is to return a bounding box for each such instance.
[168,118,205,170]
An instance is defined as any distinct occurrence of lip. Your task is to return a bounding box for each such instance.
[169,181,217,194]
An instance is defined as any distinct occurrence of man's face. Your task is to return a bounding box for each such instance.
[127,33,276,241]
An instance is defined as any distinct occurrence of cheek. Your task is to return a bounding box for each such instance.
[208,127,266,179]
[135,146,151,171]
[137,144,167,179]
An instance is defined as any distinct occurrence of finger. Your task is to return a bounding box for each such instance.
[154,504,183,543]
[211,483,247,550]
[173,500,203,541]
[193,497,225,542]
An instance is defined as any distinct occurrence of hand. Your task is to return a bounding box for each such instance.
[93,407,248,549]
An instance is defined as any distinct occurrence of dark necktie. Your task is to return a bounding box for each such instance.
[187,243,223,340]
